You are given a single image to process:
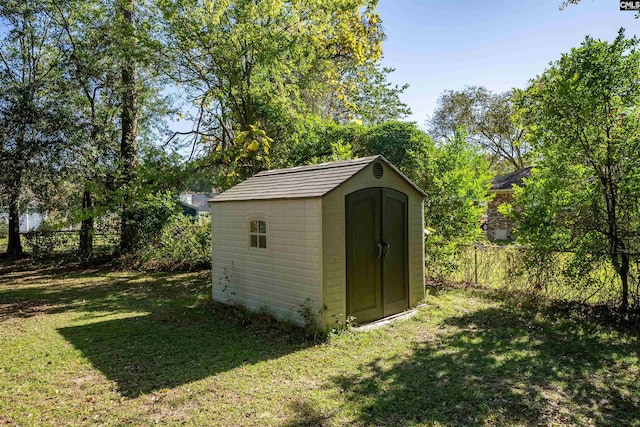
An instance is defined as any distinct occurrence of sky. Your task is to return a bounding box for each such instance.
[375,0,639,127]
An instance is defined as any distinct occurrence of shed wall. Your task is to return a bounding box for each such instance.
[321,162,425,328]
[211,199,323,326]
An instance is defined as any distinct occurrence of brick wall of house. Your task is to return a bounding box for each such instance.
[487,192,514,240]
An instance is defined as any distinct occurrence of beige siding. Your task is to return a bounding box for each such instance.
[321,162,425,328]
[211,199,323,327]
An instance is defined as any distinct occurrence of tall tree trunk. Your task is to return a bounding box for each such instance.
[79,190,94,258]
[80,122,100,258]
[119,0,138,253]
[5,163,23,258]
[620,252,630,313]
[610,238,630,313]
[6,195,23,258]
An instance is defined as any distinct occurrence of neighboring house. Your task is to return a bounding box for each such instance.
[210,155,426,329]
[179,193,217,223]
[487,167,532,241]
[0,208,45,233]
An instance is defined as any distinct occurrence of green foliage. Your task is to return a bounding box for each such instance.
[136,145,188,195]
[281,120,433,182]
[0,0,77,257]
[138,214,211,270]
[436,244,640,314]
[160,0,408,186]
[423,127,492,278]
[328,314,358,336]
[356,121,432,183]
[276,118,366,168]
[38,217,69,232]
[23,231,78,257]
[512,30,640,311]
[0,222,8,239]
[347,64,412,125]
[429,86,529,172]
[123,192,180,249]
[209,122,275,188]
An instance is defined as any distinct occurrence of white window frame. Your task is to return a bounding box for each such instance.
[247,215,269,251]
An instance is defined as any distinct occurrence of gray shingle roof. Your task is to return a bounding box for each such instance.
[211,155,425,202]
[190,193,216,210]
[490,167,532,192]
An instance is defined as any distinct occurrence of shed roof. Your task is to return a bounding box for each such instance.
[489,166,532,192]
[211,155,426,202]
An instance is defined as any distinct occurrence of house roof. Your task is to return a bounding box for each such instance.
[179,193,217,213]
[189,194,216,211]
[211,155,426,203]
[489,166,532,192]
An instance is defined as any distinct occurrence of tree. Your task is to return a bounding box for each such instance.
[117,0,140,253]
[55,0,171,254]
[356,121,432,184]
[51,0,122,257]
[423,126,492,274]
[429,86,529,172]
[0,0,72,258]
[274,118,366,167]
[329,62,411,126]
[46,0,170,256]
[512,30,640,312]
[159,0,407,187]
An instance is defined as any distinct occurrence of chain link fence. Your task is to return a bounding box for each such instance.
[22,230,119,258]
[428,244,640,310]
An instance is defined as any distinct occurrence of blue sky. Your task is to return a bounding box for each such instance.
[376,0,639,126]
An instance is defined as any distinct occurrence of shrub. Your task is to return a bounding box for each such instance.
[126,192,181,249]
[138,214,211,270]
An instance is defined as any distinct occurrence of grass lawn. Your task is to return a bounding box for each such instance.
[0,262,638,426]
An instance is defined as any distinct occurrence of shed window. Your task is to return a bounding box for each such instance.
[249,219,267,249]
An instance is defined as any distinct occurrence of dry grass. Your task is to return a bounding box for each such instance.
[0,261,638,426]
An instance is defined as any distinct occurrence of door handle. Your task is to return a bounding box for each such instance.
[382,241,390,258]
[377,242,383,259]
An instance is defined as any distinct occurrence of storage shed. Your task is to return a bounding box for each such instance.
[209,155,426,330]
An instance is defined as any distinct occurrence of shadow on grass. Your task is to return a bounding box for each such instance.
[1,261,312,397]
[0,263,209,320]
[58,306,310,397]
[331,305,640,426]
[283,401,332,427]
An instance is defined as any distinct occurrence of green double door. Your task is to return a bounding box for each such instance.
[346,188,408,323]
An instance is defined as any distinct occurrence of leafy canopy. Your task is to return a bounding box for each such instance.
[423,126,492,277]
[430,86,529,173]
[159,0,408,187]
[512,29,640,310]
